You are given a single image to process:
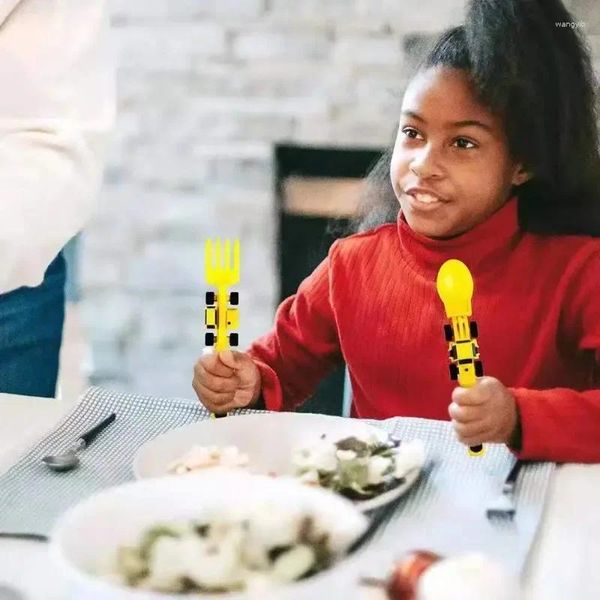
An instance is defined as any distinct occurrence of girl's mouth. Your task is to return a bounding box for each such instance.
[405,192,447,212]
[413,192,440,204]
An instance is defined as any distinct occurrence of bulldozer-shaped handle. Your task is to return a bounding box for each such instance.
[436,259,486,458]
[204,289,239,351]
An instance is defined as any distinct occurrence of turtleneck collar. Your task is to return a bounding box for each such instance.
[397,197,521,278]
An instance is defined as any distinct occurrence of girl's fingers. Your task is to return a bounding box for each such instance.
[193,381,233,408]
[452,419,491,442]
[200,352,236,378]
[448,402,482,423]
[218,350,239,370]
[451,386,486,406]
[195,363,240,393]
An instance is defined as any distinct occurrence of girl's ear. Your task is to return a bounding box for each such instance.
[511,164,532,186]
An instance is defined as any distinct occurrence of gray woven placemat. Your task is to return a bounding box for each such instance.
[0,387,262,537]
[359,417,554,577]
[0,386,554,581]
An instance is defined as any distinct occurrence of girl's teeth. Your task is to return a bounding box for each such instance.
[414,193,439,204]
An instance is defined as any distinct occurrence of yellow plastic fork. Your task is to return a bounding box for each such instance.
[204,238,240,420]
[204,238,240,352]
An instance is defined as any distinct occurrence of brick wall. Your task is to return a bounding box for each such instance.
[81,0,599,398]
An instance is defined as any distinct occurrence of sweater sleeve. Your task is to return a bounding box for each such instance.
[510,249,600,463]
[246,247,343,412]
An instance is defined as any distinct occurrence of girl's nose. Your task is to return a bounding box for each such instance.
[410,145,443,179]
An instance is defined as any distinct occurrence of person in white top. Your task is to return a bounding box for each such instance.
[0,0,114,397]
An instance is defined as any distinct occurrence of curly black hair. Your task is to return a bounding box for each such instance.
[353,0,600,235]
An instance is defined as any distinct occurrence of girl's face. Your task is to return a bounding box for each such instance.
[390,66,530,239]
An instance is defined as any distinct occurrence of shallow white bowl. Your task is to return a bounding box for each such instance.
[51,470,368,600]
[133,412,424,512]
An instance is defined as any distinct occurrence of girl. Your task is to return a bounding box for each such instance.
[193,0,600,463]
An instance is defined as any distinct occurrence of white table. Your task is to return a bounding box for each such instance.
[0,393,599,600]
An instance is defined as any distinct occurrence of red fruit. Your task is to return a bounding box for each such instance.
[386,550,442,600]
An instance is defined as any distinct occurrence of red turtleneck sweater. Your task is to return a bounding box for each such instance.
[247,200,600,463]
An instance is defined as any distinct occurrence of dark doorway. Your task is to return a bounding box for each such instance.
[275,143,384,415]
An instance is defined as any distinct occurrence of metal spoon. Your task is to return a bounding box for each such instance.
[41,413,116,472]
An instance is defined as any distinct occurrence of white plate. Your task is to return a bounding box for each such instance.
[51,470,368,600]
[133,412,424,512]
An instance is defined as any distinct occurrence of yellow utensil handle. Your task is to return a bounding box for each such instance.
[459,379,486,457]
[206,346,228,419]
[468,443,485,456]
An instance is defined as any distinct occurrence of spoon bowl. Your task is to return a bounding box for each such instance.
[42,451,80,472]
[40,413,116,474]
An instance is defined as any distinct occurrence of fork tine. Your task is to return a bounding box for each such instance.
[233,239,240,277]
[486,459,522,522]
[204,238,241,286]
[216,238,222,269]
[224,239,231,272]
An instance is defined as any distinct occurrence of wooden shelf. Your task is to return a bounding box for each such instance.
[282,176,363,218]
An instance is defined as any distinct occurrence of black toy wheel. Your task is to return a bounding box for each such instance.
[229,333,239,346]
[205,291,216,305]
[444,324,454,342]
[449,363,459,380]
[205,332,215,346]
[469,321,479,338]
[474,360,484,377]
[229,292,239,305]
[449,346,458,360]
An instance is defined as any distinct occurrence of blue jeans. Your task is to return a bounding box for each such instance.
[0,253,65,398]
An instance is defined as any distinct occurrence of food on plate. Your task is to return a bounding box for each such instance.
[292,434,425,500]
[113,505,337,594]
[386,550,442,600]
[359,549,441,599]
[168,445,249,475]
[417,553,520,600]
[360,551,519,600]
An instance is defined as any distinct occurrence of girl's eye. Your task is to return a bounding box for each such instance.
[452,138,478,150]
[401,127,424,141]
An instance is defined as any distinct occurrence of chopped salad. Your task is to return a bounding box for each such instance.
[113,506,335,594]
[292,435,425,500]
[166,433,425,502]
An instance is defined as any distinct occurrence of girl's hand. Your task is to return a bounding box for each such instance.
[193,349,261,414]
[448,376,519,447]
